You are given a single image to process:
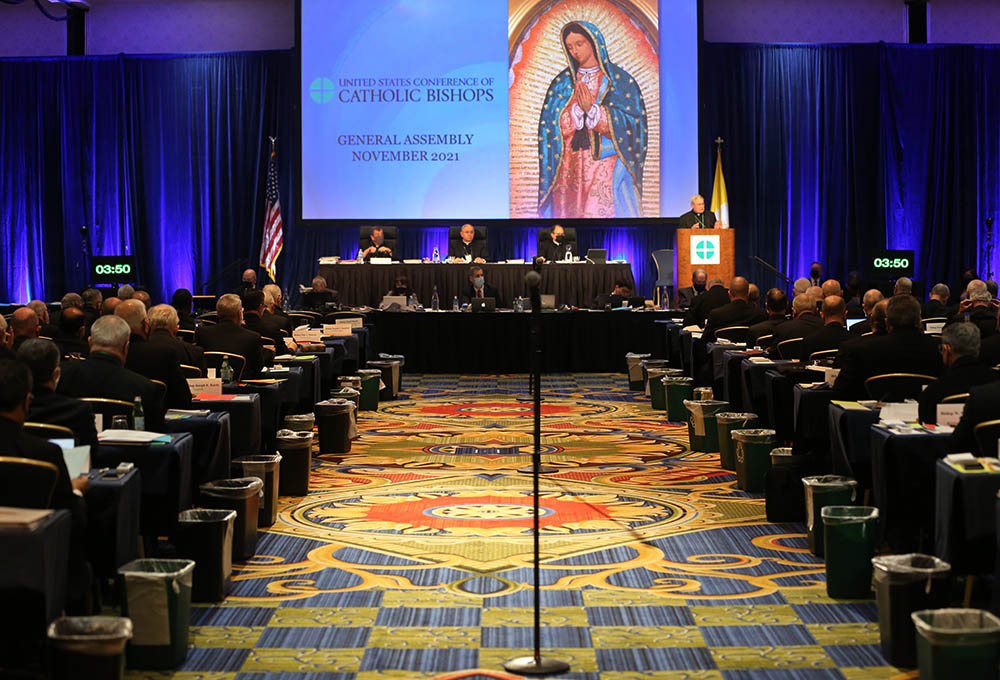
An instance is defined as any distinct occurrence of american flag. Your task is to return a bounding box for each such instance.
[259,143,283,281]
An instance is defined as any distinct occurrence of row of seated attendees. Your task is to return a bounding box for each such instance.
[681,272,1000,455]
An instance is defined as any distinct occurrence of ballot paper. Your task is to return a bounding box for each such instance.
[97,430,170,444]
[48,439,91,477]
[879,401,919,424]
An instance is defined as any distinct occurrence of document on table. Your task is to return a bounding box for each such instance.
[97,430,170,444]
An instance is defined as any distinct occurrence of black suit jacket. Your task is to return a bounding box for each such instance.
[832,327,944,400]
[979,333,1000,368]
[919,356,999,424]
[798,322,851,362]
[449,239,488,261]
[948,306,998,339]
[56,351,165,431]
[361,235,394,260]
[124,334,191,409]
[538,239,568,263]
[195,320,265,378]
[146,328,206,376]
[461,283,503,309]
[177,312,197,332]
[770,312,824,346]
[682,285,729,327]
[748,316,788,347]
[922,299,952,320]
[244,311,288,352]
[849,318,873,336]
[678,209,716,229]
[951,381,1000,454]
[702,300,768,343]
[27,387,98,448]
[0,416,80,518]
[54,332,90,358]
[677,286,704,310]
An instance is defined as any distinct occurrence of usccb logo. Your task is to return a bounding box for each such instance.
[309,77,334,104]
[690,234,720,265]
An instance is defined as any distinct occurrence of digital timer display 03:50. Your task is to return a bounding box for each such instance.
[94,263,132,275]
[873,257,909,269]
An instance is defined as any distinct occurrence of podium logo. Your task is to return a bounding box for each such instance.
[309,77,335,104]
[690,235,720,265]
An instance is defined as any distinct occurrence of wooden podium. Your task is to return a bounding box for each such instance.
[675,228,735,303]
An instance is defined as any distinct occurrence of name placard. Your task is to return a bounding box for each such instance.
[187,377,223,394]
[293,328,324,343]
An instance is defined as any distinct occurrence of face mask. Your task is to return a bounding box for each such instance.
[474,277,485,289]
[553,234,562,244]
[693,283,706,293]
[810,268,821,279]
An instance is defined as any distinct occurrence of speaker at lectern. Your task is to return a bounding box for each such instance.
[675,228,735,305]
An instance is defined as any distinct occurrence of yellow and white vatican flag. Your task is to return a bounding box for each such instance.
[711,142,729,229]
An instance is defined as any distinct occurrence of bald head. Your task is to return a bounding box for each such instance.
[791,294,816,317]
[242,269,257,285]
[101,297,121,316]
[58,306,86,339]
[821,296,846,324]
[728,277,750,301]
[807,286,823,300]
[115,299,148,336]
[11,308,40,339]
[821,279,842,299]
[871,298,889,334]
[862,288,884,313]
[133,290,151,310]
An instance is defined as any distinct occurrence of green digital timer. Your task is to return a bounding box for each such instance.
[91,256,138,284]
[870,249,914,278]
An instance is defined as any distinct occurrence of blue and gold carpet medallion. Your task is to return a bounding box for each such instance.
[127,374,907,679]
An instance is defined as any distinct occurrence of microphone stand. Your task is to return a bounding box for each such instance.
[748,255,794,294]
[505,270,569,677]
[986,217,995,281]
[80,225,90,288]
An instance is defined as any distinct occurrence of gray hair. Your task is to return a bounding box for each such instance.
[16,338,60,387]
[894,277,913,294]
[90,315,130,351]
[862,288,885,311]
[217,293,242,322]
[148,304,179,332]
[61,292,83,309]
[27,300,48,323]
[966,279,987,295]
[262,290,275,307]
[793,278,810,296]
[115,299,147,334]
[792,293,815,315]
[82,287,102,306]
[263,283,281,303]
[931,283,950,300]
[971,289,993,303]
[942,322,980,358]
[117,284,135,300]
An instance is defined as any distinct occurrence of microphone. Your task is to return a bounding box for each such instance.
[987,217,994,236]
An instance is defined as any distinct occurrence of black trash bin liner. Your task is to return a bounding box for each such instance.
[276,430,313,496]
[115,559,194,670]
[314,399,354,454]
[199,477,264,561]
[231,455,282,526]
[174,509,237,602]
[872,554,951,668]
[47,616,132,680]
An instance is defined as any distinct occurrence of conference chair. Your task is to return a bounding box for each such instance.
[23,422,76,444]
[197,312,219,324]
[80,397,133,429]
[536,227,578,256]
[177,329,196,344]
[358,226,399,256]
[922,317,947,332]
[974,419,1000,457]
[192,295,217,314]
[204,351,246,383]
[808,349,839,364]
[38,335,53,341]
[754,334,774,349]
[651,249,674,308]
[864,373,937,401]
[448,225,488,258]
[179,364,202,378]
[775,338,803,360]
[940,392,969,405]
[715,326,749,344]
[0,457,59,509]
[325,311,366,323]
[288,312,320,329]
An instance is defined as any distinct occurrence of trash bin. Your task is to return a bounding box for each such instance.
[199,477,264,561]
[873,554,951,668]
[337,375,362,392]
[116,559,194,669]
[47,616,132,680]
[731,429,777,492]
[626,353,651,390]
[821,505,879,599]
[282,413,314,433]
[231,454,282,527]
[331,387,360,439]
[276,429,313,496]
[647,368,671,410]
[357,369,382,411]
[716,412,758,471]
[378,352,405,393]
[764,447,810,522]
[665,376,694,422]
[174,509,236,602]
[684,399,730,452]
[912,608,1000,680]
[802,475,858,557]
[641,359,670,396]
[694,386,714,401]
[367,359,400,400]
[314,399,353,454]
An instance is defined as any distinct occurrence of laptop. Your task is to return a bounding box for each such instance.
[540,294,556,310]
[380,295,407,309]
[469,297,496,312]
[846,317,867,330]
[585,248,607,264]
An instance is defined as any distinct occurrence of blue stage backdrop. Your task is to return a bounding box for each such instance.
[2,44,999,305]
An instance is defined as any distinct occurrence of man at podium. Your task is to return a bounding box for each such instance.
[678,194,716,229]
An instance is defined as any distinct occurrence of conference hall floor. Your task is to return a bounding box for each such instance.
[125,373,906,680]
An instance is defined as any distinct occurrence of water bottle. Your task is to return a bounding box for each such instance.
[132,396,144,431]
[452,295,459,311]
[431,285,440,310]
[407,293,417,307]
[565,244,573,262]
[357,248,364,261]
[514,296,522,312]
[432,246,440,263]
[220,356,233,383]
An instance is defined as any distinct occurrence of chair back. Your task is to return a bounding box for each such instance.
[179,364,202,378]
[23,422,76,444]
[715,326,749,344]
[775,337,803,360]
[358,226,399,253]
[0,456,59,509]
[177,329,196,344]
[940,392,969,405]
[324,311,365,323]
[448,225,488,255]
[921,317,947,331]
[536,227,577,249]
[755,334,774,348]
[864,373,937,401]
[80,397,133,428]
[204,351,246,382]
[288,312,320,328]
[808,349,839,363]
[197,312,219,324]
[651,249,674,307]
[974,419,1000,457]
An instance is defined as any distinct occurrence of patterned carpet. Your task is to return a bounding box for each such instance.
[126,374,912,680]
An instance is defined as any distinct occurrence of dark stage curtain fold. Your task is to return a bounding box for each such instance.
[3,44,1000,304]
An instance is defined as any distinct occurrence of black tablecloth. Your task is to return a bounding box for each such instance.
[367,310,671,373]
[935,459,1000,574]
[870,426,950,553]
[828,403,879,485]
[317,261,636,309]
[195,393,262,457]
[792,385,834,462]
[95,433,193,536]
[163,411,232,493]
[723,350,750,410]
[0,509,70,625]
[275,356,321,408]
[87,467,142,580]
